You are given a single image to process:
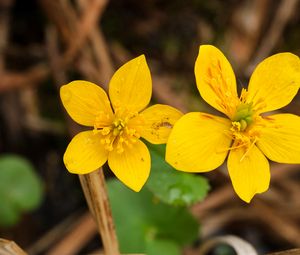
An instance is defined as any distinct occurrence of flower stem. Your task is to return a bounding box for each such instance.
[79,169,119,254]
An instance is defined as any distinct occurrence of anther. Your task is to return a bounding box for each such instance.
[101,127,111,135]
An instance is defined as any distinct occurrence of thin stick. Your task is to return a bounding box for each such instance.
[79,169,120,254]
[26,211,83,255]
[246,0,299,74]
[268,249,300,255]
[0,239,27,255]
[45,213,97,255]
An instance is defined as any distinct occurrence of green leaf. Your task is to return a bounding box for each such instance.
[146,239,180,255]
[0,155,44,226]
[146,144,210,206]
[0,195,20,226]
[107,179,199,254]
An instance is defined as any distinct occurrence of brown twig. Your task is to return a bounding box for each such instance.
[192,163,300,218]
[0,239,27,255]
[39,0,76,45]
[246,0,299,74]
[89,28,114,86]
[191,185,234,219]
[63,0,108,65]
[253,200,300,246]
[26,211,83,255]
[201,208,252,238]
[268,249,300,255]
[40,0,112,88]
[0,65,49,93]
[45,213,97,255]
[227,0,271,69]
[79,170,119,254]
[77,0,113,87]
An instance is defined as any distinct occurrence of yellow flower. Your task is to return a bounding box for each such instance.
[166,45,300,202]
[60,55,182,192]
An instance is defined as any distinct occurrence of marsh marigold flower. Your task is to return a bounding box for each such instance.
[61,55,182,191]
[166,45,300,202]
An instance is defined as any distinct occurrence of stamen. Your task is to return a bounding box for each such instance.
[240,137,257,162]
[94,111,112,129]
[239,88,248,102]
[217,143,245,153]
[101,127,111,135]
[204,62,239,117]
[231,122,241,132]
[95,111,142,153]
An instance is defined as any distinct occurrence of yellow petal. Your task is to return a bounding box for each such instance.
[64,131,108,174]
[195,45,239,118]
[108,140,150,192]
[60,80,113,127]
[109,55,152,113]
[257,114,300,163]
[166,112,232,172]
[227,144,270,203]
[246,53,300,113]
[139,104,183,144]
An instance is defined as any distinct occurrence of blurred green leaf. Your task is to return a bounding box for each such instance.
[146,144,210,206]
[107,179,199,254]
[146,239,180,255]
[0,155,43,227]
[0,195,20,226]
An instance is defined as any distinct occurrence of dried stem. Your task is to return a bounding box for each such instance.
[246,0,299,74]
[79,169,120,255]
[268,249,300,255]
[45,213,97,255]
[0,239,27,255]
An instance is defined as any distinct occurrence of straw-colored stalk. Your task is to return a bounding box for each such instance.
[79,168,119,255]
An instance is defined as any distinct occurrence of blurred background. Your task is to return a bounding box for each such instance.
[0,0,300,254]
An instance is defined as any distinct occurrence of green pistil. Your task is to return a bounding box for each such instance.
[113,119,125,136]
[233,103,253,131]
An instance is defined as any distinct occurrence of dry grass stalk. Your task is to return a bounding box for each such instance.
[79,169,120,254]
[268,249,300,255]
[45,213,97,255]
[0,239,28,255]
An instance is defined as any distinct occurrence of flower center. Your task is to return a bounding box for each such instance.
[94,111,142,154]
[226,99,262,160]
[112,119,125,136]
[232,102,254,131]
[229,123,257,161]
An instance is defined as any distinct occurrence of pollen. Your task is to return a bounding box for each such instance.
[231,121,241,132]
[228,116,265,162]
[94,113,141,154]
